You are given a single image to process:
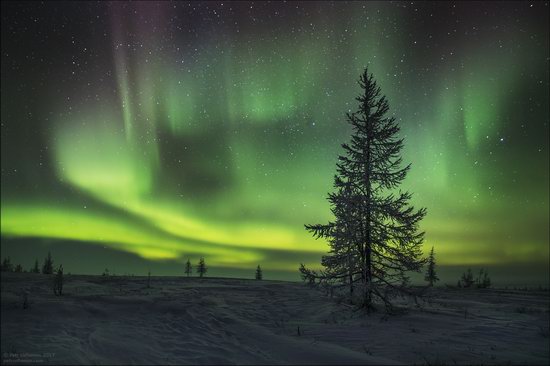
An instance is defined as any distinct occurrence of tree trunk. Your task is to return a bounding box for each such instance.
[364,111,372,311]
[347,244,354,298]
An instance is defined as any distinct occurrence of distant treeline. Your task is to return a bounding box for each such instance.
[457,268,491,288]
[1,252,64,296]
[1,254,265,281]
[1,252,55,274]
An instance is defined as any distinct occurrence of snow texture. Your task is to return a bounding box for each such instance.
[1,273,548,365]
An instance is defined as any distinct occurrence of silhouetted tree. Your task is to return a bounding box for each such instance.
[14,264,23,273]
[255,265,263,280]
[304,68,427,312]
[298,263,317,286]
[31,259,40,273]
[147,270,151,288]
[483,272,491,288]
[184,259,192,277]
[316,181,359,299]
[53,265,63,296]
[460,268,475,288]
[1,256,13,272]
[424,246,439,287]
[42,252,54,274]
[197,257,207,278]
[475,268,491,288]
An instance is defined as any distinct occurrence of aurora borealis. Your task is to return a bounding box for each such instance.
[1,1,548,283]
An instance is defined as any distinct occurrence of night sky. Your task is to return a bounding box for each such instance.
[1,1,548,284]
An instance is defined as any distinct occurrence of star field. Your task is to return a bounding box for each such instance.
[1,1,548,282]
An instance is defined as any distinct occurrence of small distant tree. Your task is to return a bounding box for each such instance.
[1,256,13,272]
[184,259,192,277]
[255,265,263,280]
[197,257,207,278]
[460,268,475,288]
[31,259,40,273]
[53,265,63,296]
[475,268,491,288]
[147,270,151,288]
[482,272,491,288]
[424,246,439,287]
[14,264,23,273]
[42,252,54,274]
[102,268,110,277]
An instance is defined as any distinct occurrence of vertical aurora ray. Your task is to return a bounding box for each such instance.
[461,50,522,151]
[110,4,134,143]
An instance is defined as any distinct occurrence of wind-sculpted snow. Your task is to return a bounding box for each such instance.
[1,273,548,365]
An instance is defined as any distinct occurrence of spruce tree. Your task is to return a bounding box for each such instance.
[255,265,263,280]
[197,257,207,278]
[42,252,54,274]
[304,68,427,311]
[475,268,491,288]
[31,259,40,274]
[53,265,63,296]
[482,271,491,288]
[14,264,23,273]
[460,268,474,288]
[1,257,13,272]
[184,259,192,277]
[424,246,439,286]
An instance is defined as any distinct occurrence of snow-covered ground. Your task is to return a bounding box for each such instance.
[1,272,548,365]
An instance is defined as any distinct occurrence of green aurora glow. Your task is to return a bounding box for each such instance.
[1,1,548,281]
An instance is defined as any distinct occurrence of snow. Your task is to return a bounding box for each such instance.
[1,273,548,365]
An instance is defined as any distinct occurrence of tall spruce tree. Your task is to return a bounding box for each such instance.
[424,246,439,286]
[197,257,207,278]
[304,68,427,311]
[184,259,192,277]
